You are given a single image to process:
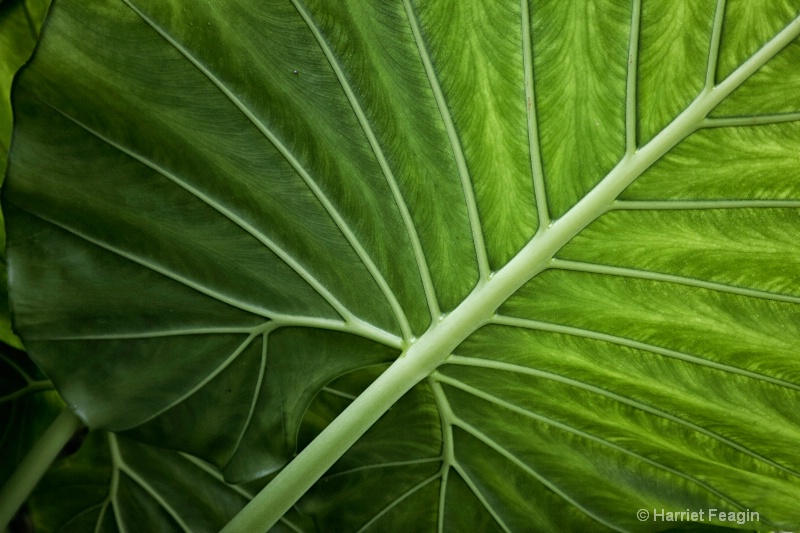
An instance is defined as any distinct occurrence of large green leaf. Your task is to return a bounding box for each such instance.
[5,0,800,530]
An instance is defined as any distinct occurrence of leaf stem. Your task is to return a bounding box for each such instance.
[0,407,84,529]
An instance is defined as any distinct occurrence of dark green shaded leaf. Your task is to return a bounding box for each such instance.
[29,431,249,532]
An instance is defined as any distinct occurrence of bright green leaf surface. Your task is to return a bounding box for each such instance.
[5,0,800,531]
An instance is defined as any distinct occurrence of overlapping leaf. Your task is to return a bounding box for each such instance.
[0,342,59,491]
[5,0,800,530]
[28,431,249,532]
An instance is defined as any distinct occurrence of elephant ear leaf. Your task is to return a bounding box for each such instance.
[5,0,800,531]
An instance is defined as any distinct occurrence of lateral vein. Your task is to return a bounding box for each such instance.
[625,0,643,155]
[521,0,550,228]
[705,0,727,89]
[550,259,800,305]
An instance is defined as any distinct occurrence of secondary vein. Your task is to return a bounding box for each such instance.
[521,0,550,228]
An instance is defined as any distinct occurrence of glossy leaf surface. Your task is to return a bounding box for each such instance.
[5,0,800,530]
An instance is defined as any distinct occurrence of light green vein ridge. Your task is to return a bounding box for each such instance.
[107,434,128,533]
[613,198,800,209]
[229,332,268,466]
[550,258,800,304]
[702,111,800,127]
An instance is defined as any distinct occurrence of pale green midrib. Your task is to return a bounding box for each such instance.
[705,0,727,89]
[228,331,268,467]
[446,355,800,479]
[123,0,412,340]
[453,418,626,532]
[625,0,642,154]
[429,377,512,533]
[490,314,800,392]
[702,112,800,127]
[322,457,442,481]
[36,101,351,323]
[354,472,441,533]
[434,372,753,514]
[222,14,800,533]
[114,446,193,533]
[107,434,127,533]
[402,0,491,280]
[613,199,800,209]
[290,0,442,325]
[550,258,800,305]
[521,0,550,228]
